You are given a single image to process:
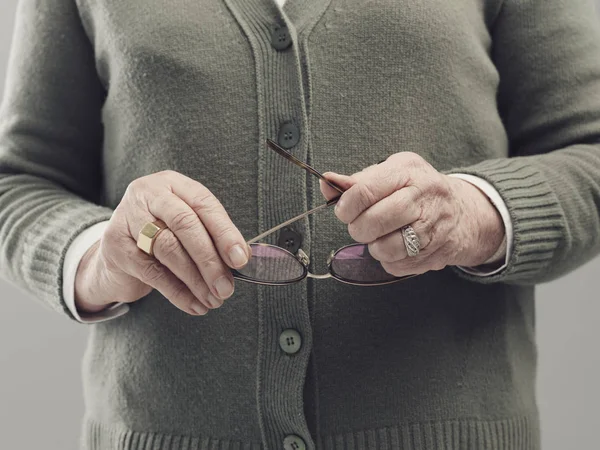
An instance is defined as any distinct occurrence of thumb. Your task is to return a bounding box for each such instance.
[319,172,356,200]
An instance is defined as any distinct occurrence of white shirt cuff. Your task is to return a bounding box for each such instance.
[63,220,130,323]
[447,173,513,277]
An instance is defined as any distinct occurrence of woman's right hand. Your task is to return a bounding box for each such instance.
[74,170,252,316]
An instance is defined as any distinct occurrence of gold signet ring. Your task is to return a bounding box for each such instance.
[137,219,168,256]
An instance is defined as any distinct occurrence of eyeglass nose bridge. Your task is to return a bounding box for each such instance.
[298,248,334,280]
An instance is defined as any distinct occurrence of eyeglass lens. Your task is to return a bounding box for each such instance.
[233,243,399,285]
[329,244,398,283]
[234,244,305,284]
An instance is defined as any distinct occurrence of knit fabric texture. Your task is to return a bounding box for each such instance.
[1,0,600,449]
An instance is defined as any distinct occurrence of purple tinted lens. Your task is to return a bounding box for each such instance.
[330,244,397,283]
[235,244,305,283]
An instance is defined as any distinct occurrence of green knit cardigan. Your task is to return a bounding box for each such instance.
[1,0,599,449]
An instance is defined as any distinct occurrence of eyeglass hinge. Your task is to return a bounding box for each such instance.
[326,250,335,266]
[297,248,310,266]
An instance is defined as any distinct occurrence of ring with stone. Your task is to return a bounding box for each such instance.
[137,219,168,257]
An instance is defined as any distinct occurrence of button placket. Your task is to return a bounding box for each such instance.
[263,17,315,445]
[221,2,316,448]
[261,14,316,443]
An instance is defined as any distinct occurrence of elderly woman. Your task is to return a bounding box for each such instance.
[1,0,599,449]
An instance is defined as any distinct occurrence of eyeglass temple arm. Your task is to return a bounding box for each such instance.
[266,139,345,195]
[246,139,345,244]
[247,197,339,244]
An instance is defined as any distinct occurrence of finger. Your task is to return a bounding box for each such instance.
[368,231,408,262]
[150,227,223,309]
[334,162,410,224]
[367,218,434,263]
[319,172,356,200]
[118,240,209,316]
[146,192,236,302]
[380,244,448,278]
[169,173,251,269]
[368,217,436,263]
[347,186,421,243]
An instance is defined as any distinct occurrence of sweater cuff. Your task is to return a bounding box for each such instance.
[19,198,117,320]
[443,158,565,284]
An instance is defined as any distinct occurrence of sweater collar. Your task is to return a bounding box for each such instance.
[228,0,333,38]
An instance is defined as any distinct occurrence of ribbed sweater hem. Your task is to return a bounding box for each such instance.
[81,415,539,450]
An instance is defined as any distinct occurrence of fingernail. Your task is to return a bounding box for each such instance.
[229,244,248,268]
[206,293,223,308]
[214,276,234,300]
[191,303,208,315]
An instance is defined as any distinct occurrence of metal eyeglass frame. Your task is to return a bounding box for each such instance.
[230,139,416,286]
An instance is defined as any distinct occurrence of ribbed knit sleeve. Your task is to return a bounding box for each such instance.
[0,0,114,319]
[445,0,600,285]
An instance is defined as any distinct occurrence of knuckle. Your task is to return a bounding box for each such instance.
[196,249,223,268]
[432,260,446,271]
[189,189,218,213]
[406,185,424,208]
[348,222,367,243]
[334,205,350,224]
[156,232,181,259]
[152,193,173,213]
[125,178,143,195]
[210,223,236,243]
[369,240,394,262]
[408,259,428,274]
[141,261,166,284]
[371,212,387,238]
[438,177,454,199]
[357,183,378,208]
[158,169,177,178]
[125,179,153,209]
[378,165,397,185]
[381,261,401,277]
[391,193,408,213]
[169,210,199,233]
[170,283,192,306]
[418,218,435,245]
[368,241,383,260]
[404,151,425,166]
[354,214,382,243]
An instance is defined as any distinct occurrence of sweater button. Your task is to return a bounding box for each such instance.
[279,329,302,354]
[271,24,292,51]
[283,435,306,450]
[278,122,300,149]
[277,227,302,254]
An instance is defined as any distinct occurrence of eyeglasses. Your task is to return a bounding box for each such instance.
[230,139,416,286]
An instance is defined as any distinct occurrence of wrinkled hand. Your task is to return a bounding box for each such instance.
[75,170,251,316]
[319,152,504,277]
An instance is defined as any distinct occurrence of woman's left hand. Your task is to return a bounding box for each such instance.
[319,152,505,277]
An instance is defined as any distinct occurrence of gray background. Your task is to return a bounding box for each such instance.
[0,1,599,449]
